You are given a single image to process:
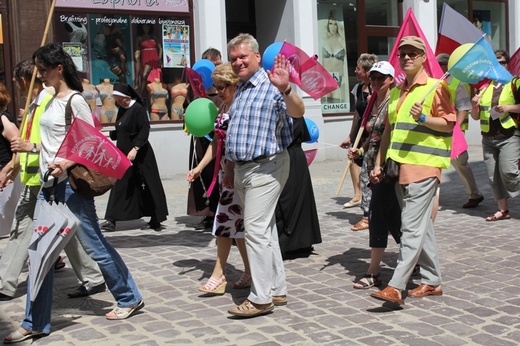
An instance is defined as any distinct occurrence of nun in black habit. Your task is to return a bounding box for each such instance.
[276,117,322,259]
[101,83,168,231]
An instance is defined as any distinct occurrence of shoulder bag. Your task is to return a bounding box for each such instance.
[65,93,116,197]
[383,158,400,184]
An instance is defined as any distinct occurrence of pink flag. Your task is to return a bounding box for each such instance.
[450,122,468,160]
[388,9,444,84]
[360,91,377,129]
[278,42,338,100]
[92,113,103,131]
[56,118,131,179]
[304,149,318,166]
[185,67,206,98]
[509,47,520,77]
[436,3,486,55]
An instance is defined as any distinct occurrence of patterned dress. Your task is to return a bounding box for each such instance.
[211,112,245,238]
[360,96,390,215]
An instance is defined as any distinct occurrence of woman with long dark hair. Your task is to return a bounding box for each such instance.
[3,43,143,344]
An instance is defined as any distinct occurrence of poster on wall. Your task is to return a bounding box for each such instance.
[55,14,89,74]
[318,5,350,114]
[162,20,190,68]
[62,42,84,72]
[88,14,133,86]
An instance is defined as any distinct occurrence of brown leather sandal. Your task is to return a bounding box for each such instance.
[351,217,369,231]
[485,209,511,221]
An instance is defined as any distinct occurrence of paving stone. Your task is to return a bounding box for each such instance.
[0,146,518,345]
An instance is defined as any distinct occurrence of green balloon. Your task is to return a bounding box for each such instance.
[184,98,218,137]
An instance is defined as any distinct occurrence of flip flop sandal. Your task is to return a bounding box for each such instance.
[106,300,144,320]
[353,274,380,289]
[485,209,511,221]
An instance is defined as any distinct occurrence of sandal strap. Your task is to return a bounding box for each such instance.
[201,276,226,291]
[362,273,379,285]
[233,274,251,287]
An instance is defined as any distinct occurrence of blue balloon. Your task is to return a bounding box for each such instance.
[304,118,319,143]
[262,42,283,71]
[193,59,215,90]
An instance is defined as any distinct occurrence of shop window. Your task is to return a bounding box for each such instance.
[317,0,399,115]
[436,1,507,51]
[473,1,507,51]
[55,8,192,124]
[317,1,356,114]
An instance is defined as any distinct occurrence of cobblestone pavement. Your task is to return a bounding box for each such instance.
[1,145,519,345]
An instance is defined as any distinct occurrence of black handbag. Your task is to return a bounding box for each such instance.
[383,158,400,184]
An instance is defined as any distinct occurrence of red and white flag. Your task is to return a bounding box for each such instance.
[185,67,206,98]
[388,9,444,84]
[278,42,338,99]
[56,118,131,179]
[436,3,486,55]
[509,47,520,77]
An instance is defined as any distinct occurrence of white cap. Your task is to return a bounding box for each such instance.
[368,61,395,78]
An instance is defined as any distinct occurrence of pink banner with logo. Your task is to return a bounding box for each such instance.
[56,0,189,13]
[278,42,338,100]
[56,118,131,179]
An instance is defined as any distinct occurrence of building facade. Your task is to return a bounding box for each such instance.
[1,0,518,176]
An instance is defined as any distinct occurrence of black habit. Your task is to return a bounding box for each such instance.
[276,117,322,259]
[105,100,168,223]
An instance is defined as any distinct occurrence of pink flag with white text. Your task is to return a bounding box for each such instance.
[388,9,444,85]
[56,119,131,179]
[278,42,338,99]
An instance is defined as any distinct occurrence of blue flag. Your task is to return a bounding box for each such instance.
[448,36,513,85]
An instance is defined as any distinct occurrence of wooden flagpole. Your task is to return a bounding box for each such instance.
[335,90,377,196]
[335,127,365,196]
[13,0,57,169]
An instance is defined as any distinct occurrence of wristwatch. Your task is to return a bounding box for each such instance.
[280,86,292,96]
[31,143,37,153]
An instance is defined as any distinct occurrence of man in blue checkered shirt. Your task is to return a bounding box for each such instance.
[225,34,305,317]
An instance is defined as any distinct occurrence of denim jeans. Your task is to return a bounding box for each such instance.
[22,180,142,333]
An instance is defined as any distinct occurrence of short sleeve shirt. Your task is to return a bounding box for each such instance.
[225,68,293,162]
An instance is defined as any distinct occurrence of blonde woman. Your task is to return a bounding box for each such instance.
[186,63,251,294]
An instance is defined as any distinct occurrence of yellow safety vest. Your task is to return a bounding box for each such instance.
[387,78,452,169]
[19,92,52,186]
[447,78,470,131]
[478,81,518,132]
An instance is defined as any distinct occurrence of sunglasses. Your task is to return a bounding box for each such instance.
[498,60,508,65]
[369,75,389,82]
[213,84,229,91]
[397,52,423,59]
